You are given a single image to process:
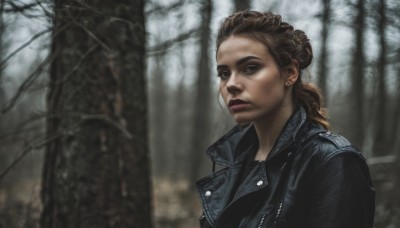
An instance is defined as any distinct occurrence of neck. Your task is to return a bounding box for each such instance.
[253,103,295,161]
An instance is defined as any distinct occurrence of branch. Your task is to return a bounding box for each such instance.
[0,27,51,68]
[35,0,53,19]
[0,133,61,182]
[147,28,198,55]
[0,112,134,182]
[3,1,38,13]
[1,53,55,114]
[1,22,73,114]
[64,1,138,27]
[80,114,133,140]
[0,112,47,141]
[146,0,187,15]
[54,44,98,85]
[73,21,112,53]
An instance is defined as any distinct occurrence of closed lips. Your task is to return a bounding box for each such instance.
[228,99,249,107]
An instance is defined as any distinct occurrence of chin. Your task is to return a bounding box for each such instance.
[234,120,250,125]
[232,114,254,124]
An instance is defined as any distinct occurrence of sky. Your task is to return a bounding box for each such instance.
[3,0,397,103]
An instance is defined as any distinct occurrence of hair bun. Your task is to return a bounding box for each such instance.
[294,29,313,69]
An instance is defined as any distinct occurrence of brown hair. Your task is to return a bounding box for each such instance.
[216,11,329,130]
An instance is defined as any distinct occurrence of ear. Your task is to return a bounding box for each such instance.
[284,60,299,85]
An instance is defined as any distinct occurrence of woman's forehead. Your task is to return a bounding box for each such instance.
[216,36,269,64]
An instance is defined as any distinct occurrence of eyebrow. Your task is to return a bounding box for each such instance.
[217,56,261,70]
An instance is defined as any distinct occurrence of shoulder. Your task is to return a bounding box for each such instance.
[297,129,367,167]
[306,131,361,156]
[302,131,370,174]
[316,131,353,148]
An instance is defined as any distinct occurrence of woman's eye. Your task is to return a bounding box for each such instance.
[243,65,258,74]
[217,71,230,80]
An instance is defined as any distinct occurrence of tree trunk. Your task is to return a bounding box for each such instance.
[171,36,190,180]
[372,0,388,156]
[149,53,168,177]
[190,0,213,183]
[317,0,331,103]
[349,0,366,149]
[234,0,251,11]
[41,0,152,227]
[390,54,400,153]
[0,0,6,184]
[0,0,4,107]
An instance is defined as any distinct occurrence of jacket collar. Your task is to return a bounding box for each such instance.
[206,106,311,166]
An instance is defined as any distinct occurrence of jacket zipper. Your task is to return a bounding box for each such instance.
[273,201,283,224]
[272,131,324,225]
[257,214,267,228]
[273,151,294,225]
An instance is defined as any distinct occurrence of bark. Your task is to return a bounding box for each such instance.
[234,0,251,11]
[41,0,152,227]
[190,0,213,183]
[372,0,388,156]
[317,0,331,103]
[349,0,366,149]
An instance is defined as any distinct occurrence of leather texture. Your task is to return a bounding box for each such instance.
[196,106,375,228]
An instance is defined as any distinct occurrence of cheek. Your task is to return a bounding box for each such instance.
[219,84,228,102]
[256,78,284,101]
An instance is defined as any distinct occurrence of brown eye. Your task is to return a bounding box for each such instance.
[243,65,259,74]
[217,71,230,80]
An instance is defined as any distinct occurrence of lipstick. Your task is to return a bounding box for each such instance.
[228,99,250,112]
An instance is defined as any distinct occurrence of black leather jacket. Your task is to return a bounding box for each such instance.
[196,107,375,228]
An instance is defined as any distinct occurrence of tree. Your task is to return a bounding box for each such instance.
[234,0,251,11]
[0,0,6,202]
[0,0,6,105]
[148,52,169,177]
[390,49,400,153]
[41,0,152,227]
[190,0,213,183]
[387,0,400,155]
[372,0,388,156]
[317,0,331,102]
[348,0,366,149]
[169,12,191,180]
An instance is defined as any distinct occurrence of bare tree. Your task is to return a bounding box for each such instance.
[169,11,191,180]
[190,0,213,183]
[372,0,388,156]
[388,52,400,227]
[0,0,7,204]
[234,0,251,11]
[148,52,169,177]
[41,0,152,227]
[391,49,400,153]
[0,0,6,104]
[348,0,366,149]
[317,0,331,102]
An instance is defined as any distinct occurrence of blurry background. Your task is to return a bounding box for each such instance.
[0,0,399,227]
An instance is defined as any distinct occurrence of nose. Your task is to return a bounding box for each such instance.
[226,74,243,95]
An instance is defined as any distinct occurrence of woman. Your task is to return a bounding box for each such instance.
[196,11,375,228]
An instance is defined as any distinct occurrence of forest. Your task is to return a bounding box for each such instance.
[0,0,399,227]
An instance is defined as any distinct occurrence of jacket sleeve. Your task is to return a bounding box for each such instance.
[305,151,375,228]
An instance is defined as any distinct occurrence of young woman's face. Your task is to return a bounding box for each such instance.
[216,35,294,124]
